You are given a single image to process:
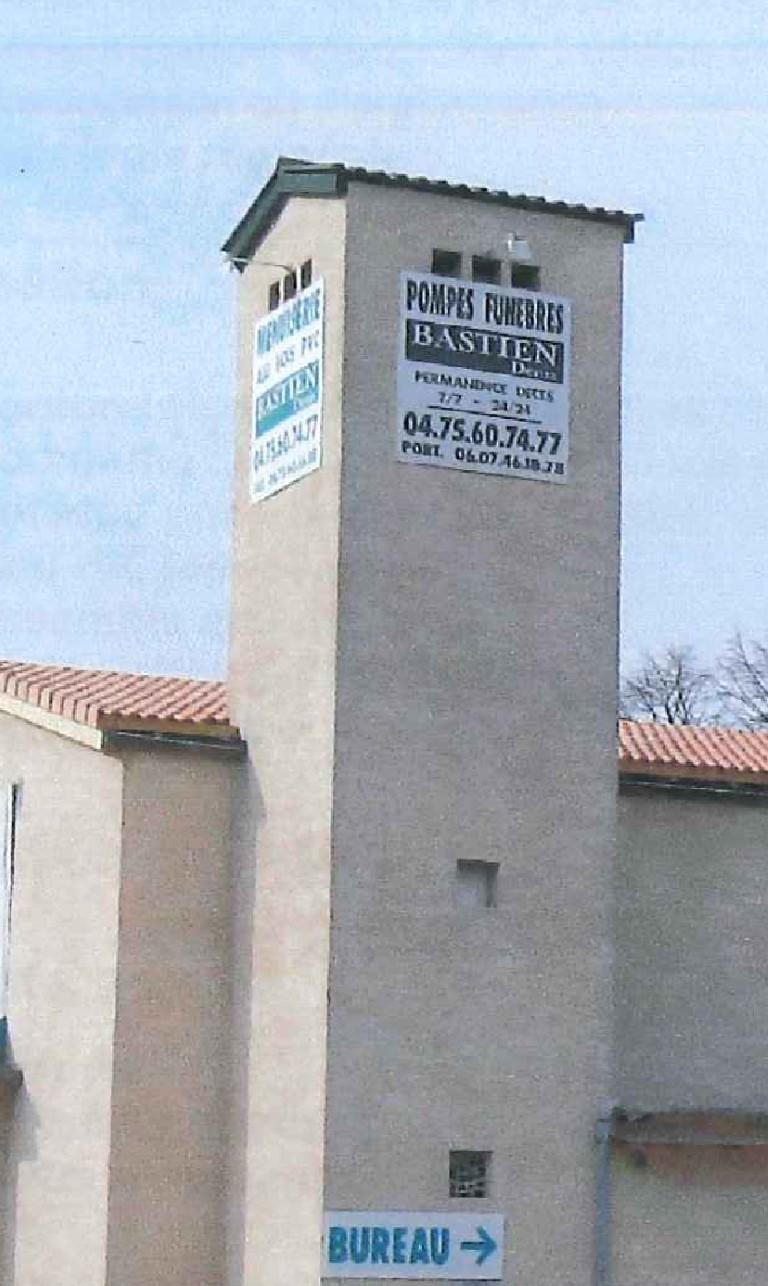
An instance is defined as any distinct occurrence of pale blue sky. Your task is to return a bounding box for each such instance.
[2,0,767,677]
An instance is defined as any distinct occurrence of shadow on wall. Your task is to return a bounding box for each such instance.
[616,1142,768,1187]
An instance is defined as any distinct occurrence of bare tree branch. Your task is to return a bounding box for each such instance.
[620,646,715,725]
[718,633,768,727]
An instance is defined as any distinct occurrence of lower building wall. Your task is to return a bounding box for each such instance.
[0,715,124,1286]
[613,785,768,1283]
[106,747,235,1286]
[616,788,768,1107]
[0,1094,17,1281]
[613,1144,768,1285]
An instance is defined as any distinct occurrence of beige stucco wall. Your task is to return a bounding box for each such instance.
[322,181,626,1286]
[612,786,768,1284]
[612,1143,768,1285]
[105,746,235,1286]
[226,195,347,1286]
[616,787,768,1109]
[0,1105,13,1279]
[0,714,123,1286]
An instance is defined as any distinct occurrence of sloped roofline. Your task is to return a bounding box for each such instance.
[222,155,643,269]
[0,660,240,752]
[1,659,765,786]
[619,718,768,789]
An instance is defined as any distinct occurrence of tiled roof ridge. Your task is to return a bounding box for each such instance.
[0,658,217,683]
[619,718,768,779]
[222,155,642,266]
[0,660,231,733]
[335,158,638,225]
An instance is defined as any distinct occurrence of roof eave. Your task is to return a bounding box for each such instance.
[620,767,768,798]
[340,164,642,243]
[222,157,347,269]
[0,690,240,753]
[101,728,247,758]
[97,713,241,740]
[221,156,643,269]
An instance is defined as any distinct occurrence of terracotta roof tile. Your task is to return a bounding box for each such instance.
[619,720,768,783]
[1,662,765,777]
[0,661,235,738]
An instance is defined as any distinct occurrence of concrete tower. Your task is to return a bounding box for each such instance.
[223,158,639,1286]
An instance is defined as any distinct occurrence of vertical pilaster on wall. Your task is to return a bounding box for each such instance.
[226,194,347,1286]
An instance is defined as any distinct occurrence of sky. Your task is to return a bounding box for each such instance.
[2,0,767,679]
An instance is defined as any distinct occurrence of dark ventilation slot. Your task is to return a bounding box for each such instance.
[431,249,463,277]
[450,1150,491,1198]
[471,256,501,284]
[511,263,541,290]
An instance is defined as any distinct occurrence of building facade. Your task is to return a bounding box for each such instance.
[0,159,766,1286]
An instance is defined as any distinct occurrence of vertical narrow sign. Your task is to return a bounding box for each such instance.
[251,278,325,501]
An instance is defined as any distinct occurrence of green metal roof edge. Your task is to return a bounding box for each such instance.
[221,157,643,269]
[222,158,347,267]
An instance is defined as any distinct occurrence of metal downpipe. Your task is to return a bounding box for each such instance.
[595,1118,612,1286]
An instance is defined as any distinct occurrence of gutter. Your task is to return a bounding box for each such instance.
[619,774,768,802]
[102,729,247,758]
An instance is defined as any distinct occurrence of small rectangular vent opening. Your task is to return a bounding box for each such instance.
[456,860,498,909]
[432,249,463,277]
[511,263,541,290]
[471,255,501,284]
[450,1150,491,1198]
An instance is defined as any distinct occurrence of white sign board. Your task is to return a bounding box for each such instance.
[251,278,324,501]
[397,271,570,482]
[323,1211,504,1279]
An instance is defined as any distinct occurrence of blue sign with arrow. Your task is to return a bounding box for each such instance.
[460,1226,497,1267]
[323,1211,504,1279]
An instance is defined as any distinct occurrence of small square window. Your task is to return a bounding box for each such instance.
[511,263,540,290]
[456,860,498,909]
[471,256,501,285]
[432,249,462,277]
[300,258,313,289]
[450,1151,491,1198]
[283,270,297,301]
[268,280,281,311]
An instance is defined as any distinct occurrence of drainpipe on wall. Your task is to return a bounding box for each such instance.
[594,1118,612,1286]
